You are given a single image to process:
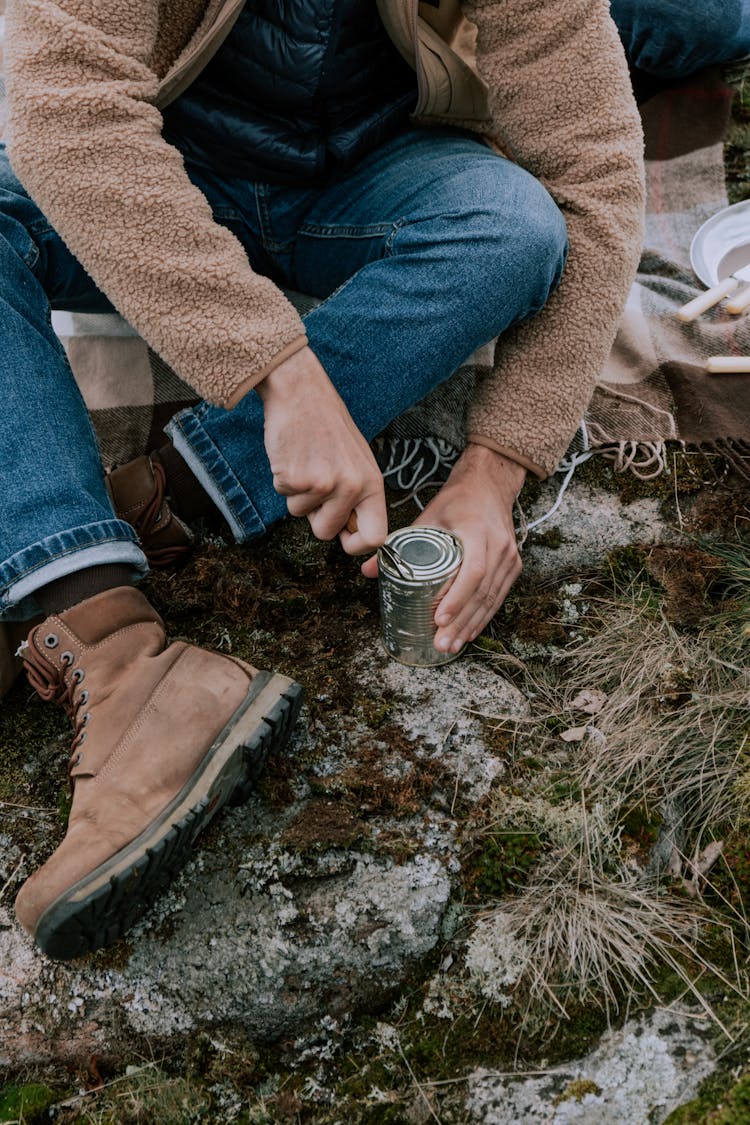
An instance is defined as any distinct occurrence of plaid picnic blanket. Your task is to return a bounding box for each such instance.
[0,11,748,477]
[583,70,750,476]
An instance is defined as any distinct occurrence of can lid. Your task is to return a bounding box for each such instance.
[378,527,463,582]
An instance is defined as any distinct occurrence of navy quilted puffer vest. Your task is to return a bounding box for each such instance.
[163,0,418,183]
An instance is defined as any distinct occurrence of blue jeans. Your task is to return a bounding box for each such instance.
[0,128,567,620]
[611,0,750,78]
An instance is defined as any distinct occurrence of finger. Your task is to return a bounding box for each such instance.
[435,534,518,627]
[308,492,360,541]
[433,543,489,631]
[286,490,331,519]
[273,472,327,500]
[360,554,378,579]
[432,539,509,649]
[338,489,388,555]
[449,562,520,646]
[435,554,520,652]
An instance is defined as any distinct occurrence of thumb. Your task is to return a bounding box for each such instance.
[361,554,378,579]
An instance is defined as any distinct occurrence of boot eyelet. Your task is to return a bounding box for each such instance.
[60,651,75,667]
[73,668,85,684]
[81,713,91,726]
[79,690,89,704]
[73,752,83,765]
[77,733,87,745]
[44,633,60,649]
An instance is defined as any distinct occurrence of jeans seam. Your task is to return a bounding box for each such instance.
[298,220,398,240]
[167,410,267,542]
[384,217,407,256]
[253,184,294,255]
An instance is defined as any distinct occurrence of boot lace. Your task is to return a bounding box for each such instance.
[22,643,90,782]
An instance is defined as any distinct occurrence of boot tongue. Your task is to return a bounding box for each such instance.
[57,587,164,646]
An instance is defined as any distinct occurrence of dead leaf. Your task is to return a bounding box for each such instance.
[693,840,724,877]
[681,840,724,898]
[667,848,683,877]
[560,726,588,743]
[570,689,608,715]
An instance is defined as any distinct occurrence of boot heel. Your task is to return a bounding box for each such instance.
[229,678,304,805]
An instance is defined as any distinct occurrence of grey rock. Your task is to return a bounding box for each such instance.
[464,1008,715,1124]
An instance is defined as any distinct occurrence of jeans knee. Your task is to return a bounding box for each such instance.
[520,193,568,306]
[477,185,567,320]
[611,0,747,77]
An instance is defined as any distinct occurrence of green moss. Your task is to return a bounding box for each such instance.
[552,1078,602,1106]
[57,785,72,827]
[544,775,583,806]
[667,1071,750,1124]
[519,475,543,508]
[356,1107,409,1124]
[727,67,750,204]
[619,805,663,864]
[354,694,395,728]
[531,526,563,549]
[467,831,544,899]
[0,1084,56,1123]
[499,586,567,647]
[473,635,507,655]
[605,544,649,586]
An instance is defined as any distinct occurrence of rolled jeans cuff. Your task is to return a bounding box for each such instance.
[0,520,148,622]
[166,405,267,543]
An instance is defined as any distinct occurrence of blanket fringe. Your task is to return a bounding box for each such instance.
[373,428,750,553]
[373,436,459,510]
[593,440,670,480]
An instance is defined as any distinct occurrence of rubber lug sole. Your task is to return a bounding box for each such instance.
[33,673,304,961]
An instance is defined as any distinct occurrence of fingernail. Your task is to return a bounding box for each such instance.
[451,638,464,654]
[434,634,450,651]
[435,612,452,627]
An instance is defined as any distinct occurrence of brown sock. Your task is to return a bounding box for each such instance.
[154,442,226,529]
[36,565,135,617]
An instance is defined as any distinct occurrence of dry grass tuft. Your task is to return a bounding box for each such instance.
[569,595,750,830]
[462,542,750,1028]
[486,833,740,1027]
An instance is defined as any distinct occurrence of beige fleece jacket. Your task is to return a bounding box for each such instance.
[5,0,644,478]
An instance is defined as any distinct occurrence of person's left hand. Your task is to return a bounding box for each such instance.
[361,443,526,653]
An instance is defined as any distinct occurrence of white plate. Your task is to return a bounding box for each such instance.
[690,198,750,287]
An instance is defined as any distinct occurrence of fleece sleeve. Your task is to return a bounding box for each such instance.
[4,0,308,409]
[461,0,645,477]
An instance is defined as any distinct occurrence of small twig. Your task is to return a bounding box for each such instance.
[395,1036,443,1124]
[0,800,56,816]
[421,1066,571,1089]
[450,773,461,817]
[0,856,24,904]
[52,1063,159,1110]
[672,450,685,531]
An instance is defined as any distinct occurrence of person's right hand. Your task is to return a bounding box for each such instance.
[255,346,387,554]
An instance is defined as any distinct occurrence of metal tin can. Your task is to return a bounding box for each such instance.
[377,526,464,667]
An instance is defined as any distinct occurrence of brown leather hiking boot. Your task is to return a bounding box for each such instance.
[106,455,194,567]
[14,586,303,960]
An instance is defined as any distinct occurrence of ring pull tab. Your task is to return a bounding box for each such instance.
[379,543,415,580]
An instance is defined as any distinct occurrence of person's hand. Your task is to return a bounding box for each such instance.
[256,347,387,554]
[361,443,525,652]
